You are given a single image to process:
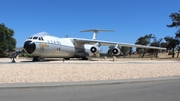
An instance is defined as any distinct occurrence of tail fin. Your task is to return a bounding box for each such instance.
[80,29,115,40]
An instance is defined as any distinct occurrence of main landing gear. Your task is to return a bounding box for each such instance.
[32,56,44,62]
[81,57,88,60]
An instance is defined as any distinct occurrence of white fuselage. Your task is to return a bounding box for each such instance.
[24,35,94,58]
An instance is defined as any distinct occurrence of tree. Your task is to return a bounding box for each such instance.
[167,11,180,42]
[176,46,180,58]
[164,36,179,58]
[135,34,152,58]
[167,10,180,28]
[120,46,132,57]
[175,30,180,58]
[166,11,180,58]
[148,37,163,58]
[0,23,16,57]
[160,42,168,51]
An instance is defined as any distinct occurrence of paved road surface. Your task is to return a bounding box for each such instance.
[1,78,180,101]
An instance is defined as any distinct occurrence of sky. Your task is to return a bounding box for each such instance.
[0,0,180,52]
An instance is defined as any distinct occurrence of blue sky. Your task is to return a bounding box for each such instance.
[0,0,180,52]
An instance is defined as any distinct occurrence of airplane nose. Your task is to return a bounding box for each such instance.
[23,41,36,54]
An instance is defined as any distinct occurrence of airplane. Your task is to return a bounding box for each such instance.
[18,29,166,61]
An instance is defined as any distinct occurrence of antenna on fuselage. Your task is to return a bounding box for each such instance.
[80,29,115,40]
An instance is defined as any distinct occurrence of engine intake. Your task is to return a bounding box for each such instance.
[90,46,97,53]
[85,45,100,57]
[112,48,120,55]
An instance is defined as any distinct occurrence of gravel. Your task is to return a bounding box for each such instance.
[0,58,180,84]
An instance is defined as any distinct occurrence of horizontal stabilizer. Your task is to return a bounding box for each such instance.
[80,28,115,40]
[80,29,115,32]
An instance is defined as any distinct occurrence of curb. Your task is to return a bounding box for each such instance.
[0,76,180,89]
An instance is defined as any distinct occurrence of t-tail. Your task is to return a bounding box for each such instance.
[80,29,115,40]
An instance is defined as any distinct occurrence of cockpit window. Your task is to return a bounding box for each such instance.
[28,37,32,39]
[38,37,44,41]
[41,37,44,41]
[33,37,38,39]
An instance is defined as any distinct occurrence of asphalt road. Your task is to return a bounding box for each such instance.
[1,78,180,101]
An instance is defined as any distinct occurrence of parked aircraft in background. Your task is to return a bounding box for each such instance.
[20,29,166,61]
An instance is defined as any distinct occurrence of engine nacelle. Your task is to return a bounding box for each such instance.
[84,44,100,57]
[112,48,120,55]
[90,46,100,54]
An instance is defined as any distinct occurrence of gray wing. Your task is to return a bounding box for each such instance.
[73,38,166,50]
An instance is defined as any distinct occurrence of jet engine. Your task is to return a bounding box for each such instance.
[90,46,100,54]
[84,43,100,57]
[112,47,120,55]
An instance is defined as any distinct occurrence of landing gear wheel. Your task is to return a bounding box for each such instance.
[81,57,88,60]
[64,58,70,60]
[32,56,41,62]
